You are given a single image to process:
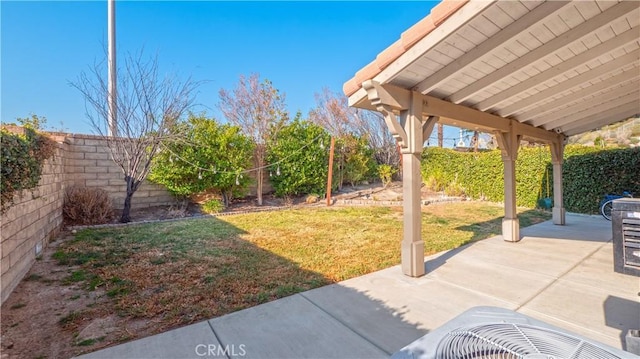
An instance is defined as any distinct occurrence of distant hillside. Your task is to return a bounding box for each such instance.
[568,117,640,148]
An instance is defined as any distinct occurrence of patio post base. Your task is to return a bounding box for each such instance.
[552,207,565,225]
[401,240,425,277]
[502,218,521,242]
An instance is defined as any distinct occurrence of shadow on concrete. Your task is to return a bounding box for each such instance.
[60,214,426,358]
[423,209,553,273]
[604,295,640,350]
[424,244,470,273]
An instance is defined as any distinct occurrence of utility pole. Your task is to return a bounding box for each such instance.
[107,0,117,136]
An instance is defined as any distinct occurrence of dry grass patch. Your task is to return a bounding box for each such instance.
[49,202,549,346]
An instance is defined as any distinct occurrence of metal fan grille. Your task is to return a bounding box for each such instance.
[434,323,621,359]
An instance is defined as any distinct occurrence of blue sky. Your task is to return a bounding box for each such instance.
[2,1,465,143]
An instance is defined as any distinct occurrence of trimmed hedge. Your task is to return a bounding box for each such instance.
[421,145,639,213]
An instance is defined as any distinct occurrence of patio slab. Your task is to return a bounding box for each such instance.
[207,294,388,359]
[78,321,219,359]
[78,213,639,358]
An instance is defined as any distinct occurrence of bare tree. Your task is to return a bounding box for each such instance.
[310,88,399,166]
[354,109,399,167]
[218,73,287,206]
[73,52,199,223]
[309,88,364,137]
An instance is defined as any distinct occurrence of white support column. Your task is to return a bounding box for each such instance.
[399,92,428,277]
[550,140,566,225]
[495,128,521,242]
[363,81,430,277]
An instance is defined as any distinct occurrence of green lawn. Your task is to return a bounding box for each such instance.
[54,202,550,329]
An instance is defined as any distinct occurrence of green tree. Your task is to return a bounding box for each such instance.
[337,134,377,187]
[150,115,255,206]
[267,116,331,197]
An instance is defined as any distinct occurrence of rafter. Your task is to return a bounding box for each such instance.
[413,1,570,94]
[447,1,639,104]
[542,91,640,130]
[515,70,640,122]
[559,102,640,136]
[528,82,640,127]
[499,50,640,118]
[477,26,639,111]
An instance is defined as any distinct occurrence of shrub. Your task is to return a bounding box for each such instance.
[63,186,113,225]
[267,117,331,197]
[201,199,224,214]
[1,127,56,213]
[377,164,397,187]
[420,145,639,213]
[337,135,377,187]
[150,115,254,206]
[444,176,466,197]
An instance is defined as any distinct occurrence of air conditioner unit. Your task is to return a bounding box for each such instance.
[392,306,638,359]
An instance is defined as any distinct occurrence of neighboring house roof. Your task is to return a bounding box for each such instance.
[344,0,640,137]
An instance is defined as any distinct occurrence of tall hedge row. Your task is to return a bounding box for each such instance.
[421,145,639,213]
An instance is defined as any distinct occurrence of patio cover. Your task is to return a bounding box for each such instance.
[344,0,640,277]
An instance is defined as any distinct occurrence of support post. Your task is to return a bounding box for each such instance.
[495,128,521,242]
[399,93,429,277]
[550,140,566,225]
[362,80,438,277]
[326,137,335,206]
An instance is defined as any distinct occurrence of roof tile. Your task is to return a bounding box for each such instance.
[431,0,468,26]
[343,0,469,97]
[401,16,436,49]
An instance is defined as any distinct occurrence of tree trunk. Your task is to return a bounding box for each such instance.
[120,176,139,223]
[120,191,133,223]
[437,123,443,147]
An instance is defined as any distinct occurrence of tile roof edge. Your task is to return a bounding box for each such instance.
[343,0,469,98]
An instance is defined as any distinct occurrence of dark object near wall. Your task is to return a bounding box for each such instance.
[612,198,640,277]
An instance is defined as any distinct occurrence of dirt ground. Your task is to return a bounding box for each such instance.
[0,182,450,359]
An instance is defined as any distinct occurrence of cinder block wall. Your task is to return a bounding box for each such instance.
[1,134,66,304]
[1,132,176,305]
[1,130,278,304]
[63,134,176,210]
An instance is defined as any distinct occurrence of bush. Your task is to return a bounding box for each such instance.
[420,145,639,213]
[201,199,224,214]
[334,135,377,188]
[377,164,397,187]
[267,118,331,197]
[1,127,56,213]
[150,115,254,206]
[63,186,113,225]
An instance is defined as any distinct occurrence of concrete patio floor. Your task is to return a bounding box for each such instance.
[78,213,640,359]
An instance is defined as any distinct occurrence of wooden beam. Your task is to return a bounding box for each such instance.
[362,80,410,110]
[413,1,570,94]
[422,116,438,145]
[499,50,640,117]
[542,91,640,130]
[561,104,640,136]
[448,1,639,104]
[516,70,640,122]
[422,93,561,143]
[477,26,640,111]
[528,82,640,127]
